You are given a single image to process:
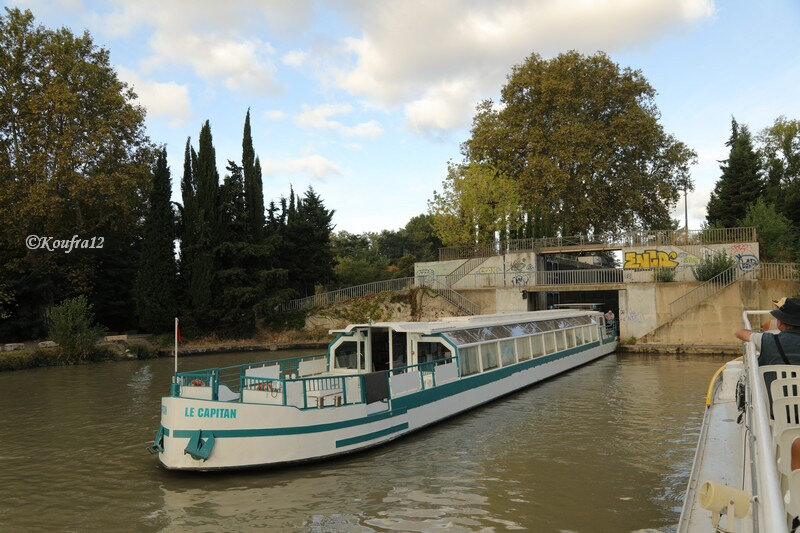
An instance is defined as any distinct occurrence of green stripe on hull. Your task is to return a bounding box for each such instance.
[335,423,409,448]
[165,340,610,439]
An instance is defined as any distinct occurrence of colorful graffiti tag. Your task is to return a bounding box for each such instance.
[509,257,536,272]
[735,253,759,271]
[623,250,679,269]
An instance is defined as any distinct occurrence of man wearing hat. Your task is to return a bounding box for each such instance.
[735,297,800,361]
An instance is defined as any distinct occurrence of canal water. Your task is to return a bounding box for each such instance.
[0,351,727,532]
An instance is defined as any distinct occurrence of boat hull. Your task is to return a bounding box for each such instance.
[157,339,617,471]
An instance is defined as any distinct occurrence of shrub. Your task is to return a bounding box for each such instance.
[48,296,106,362]
[129,342,159,359]
[692,251,737,282]
[655,267,676,282]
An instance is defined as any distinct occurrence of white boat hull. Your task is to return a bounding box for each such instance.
[158,339,617,470]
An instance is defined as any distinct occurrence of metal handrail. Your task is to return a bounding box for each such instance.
[742,310,786,532]
[277,276,422,312]
[438,227,758,260]
[668,265,741,319]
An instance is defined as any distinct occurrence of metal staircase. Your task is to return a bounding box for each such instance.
[668,265,745,319]
[444,256,489,288]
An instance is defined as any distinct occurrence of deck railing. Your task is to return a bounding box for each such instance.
[438,227,758,260]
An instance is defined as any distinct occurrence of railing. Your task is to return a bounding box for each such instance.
[755,262,800,280]
[277,276,422,312]
[669,266,742,319]
[419,276,481,315]
[444,256,489,287]
[438,227,758,260]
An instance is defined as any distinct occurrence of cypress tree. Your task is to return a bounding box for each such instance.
[284,187,334,296]
[242,110,266,241]
[706,118,763,227]
[179,138,197,289]
[187,121,219,327]
[134,148,177,332]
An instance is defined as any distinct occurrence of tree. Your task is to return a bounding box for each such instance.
[456,51,696,238]
[0,8,151,340]
[185,121,219,328]
[134,149,177,332]
[403,214,443,262]
[283,187,335,296]
[48,295,105,362]
[429,162,523,245]
[760,117,800,227]
[706,118,763,227]
[741,198,796,262]
[242,109,265,241]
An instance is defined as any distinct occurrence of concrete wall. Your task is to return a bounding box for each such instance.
[414,259,463,279]
[621,242,760,280]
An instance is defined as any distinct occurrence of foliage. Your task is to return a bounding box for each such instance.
[128,342,159,359]
[741,198,797,262]
[47,296,106,362]
[456,51,696,238]
[692,252,737,282]
[0,8,152,340]
[0,348,62,372]
[655,267,676,282]
[706,118,763,227]
[760,117,800,228]
[334,256,389,288]
[134,148,177,332]
[317,292,393,324]
[283,187,335,297]
[429,162,523,245]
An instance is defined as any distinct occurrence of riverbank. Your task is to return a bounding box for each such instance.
[616,343,741,355]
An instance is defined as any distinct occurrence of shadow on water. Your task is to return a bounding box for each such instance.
[0,350,732,531]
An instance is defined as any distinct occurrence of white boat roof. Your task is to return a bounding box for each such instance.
[329,309,600,336]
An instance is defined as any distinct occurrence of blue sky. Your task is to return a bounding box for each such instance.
[7,0,800,233]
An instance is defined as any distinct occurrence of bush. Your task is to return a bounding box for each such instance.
[655,267,676,282]
[129,342,159,359]
[0,348,62,371]
[692,251,737,282]
[48,296,106,363]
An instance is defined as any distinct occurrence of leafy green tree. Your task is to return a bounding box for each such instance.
[134,149,177,332]
[283,187,335,296]
[403,214,443,262]
[48,295,106,362]
[692,251,737,282]
[760,117,800,227]
[0,8,151,340]
[457,51,696,238]
[741,198,796,262]
[429,162,523,245]
[242,109,265,241]
[706,118,763,227]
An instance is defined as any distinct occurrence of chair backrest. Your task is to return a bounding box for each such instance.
[772,396,800,437]
[777,426,800,475]
[788,470,800,516]
[760,365,800,382]
[771,377,800,404]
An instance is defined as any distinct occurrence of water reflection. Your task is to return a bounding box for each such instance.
[0,351,728,531]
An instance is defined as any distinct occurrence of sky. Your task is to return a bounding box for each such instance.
[6,0,800,234]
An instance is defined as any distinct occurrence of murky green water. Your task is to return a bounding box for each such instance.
[0,351,727,532]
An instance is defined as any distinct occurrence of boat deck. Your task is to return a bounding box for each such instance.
[680,395,750,532]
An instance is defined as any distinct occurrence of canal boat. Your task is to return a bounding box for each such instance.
[150,310,618,470]
[678,310,796,532]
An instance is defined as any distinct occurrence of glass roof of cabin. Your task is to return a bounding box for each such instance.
[442,315,596,346]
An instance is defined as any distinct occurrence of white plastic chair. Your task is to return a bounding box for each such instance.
[776,427,800,476]
[771,377,800,403]
[772,397,800,440]
[787,469,800,517]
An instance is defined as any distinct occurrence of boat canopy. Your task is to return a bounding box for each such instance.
[329,310,601,338]
[441,315,597,347]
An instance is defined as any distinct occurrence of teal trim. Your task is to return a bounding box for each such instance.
[335,423,409,448]
[165,340,609,440]
[147,425,166,454]
[169,407,408,439]
[184,430,216,461]
[432,333,460,378]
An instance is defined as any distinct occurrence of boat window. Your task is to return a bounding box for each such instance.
[544,332,556,353]
[445,329,479,345]
[507,323,526,337]
[418,341,450,364]
[500,340,516,366]
[522,322,541,335]
[567,329,576,348]
[334,341,358,369]
[556,331,566,351]
[481,343,499,370]
[539,320,559,332]
[459,346,480,376]
[575,327,584,345]
[516,337,532,360]
[531,334,545,357]
[586,325,597,342]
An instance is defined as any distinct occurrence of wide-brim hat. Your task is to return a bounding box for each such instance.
[770,297,800,326]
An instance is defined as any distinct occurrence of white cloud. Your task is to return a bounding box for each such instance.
[282,49,308,67]
[261,154,343,181]
[296,104,383,138]
[334,0,715,134]
[264,110,288,120]
[90,1,315,95]
[117,67,191,127]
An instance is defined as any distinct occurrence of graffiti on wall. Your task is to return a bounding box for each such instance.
[736,254,759,271]
[479,266,500,274]
[509,257,536,272]
[623,250,679,269]
[511,274,529,285]
[415,268,435,280]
